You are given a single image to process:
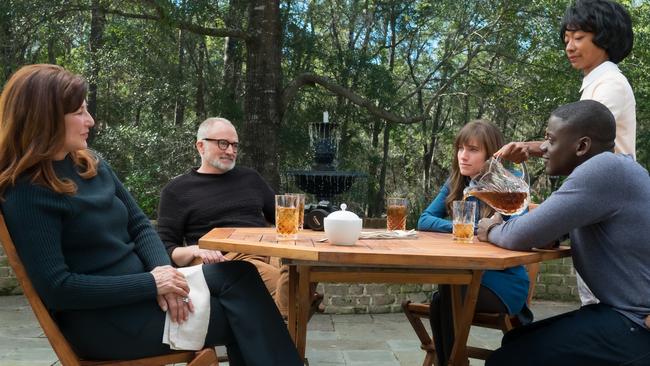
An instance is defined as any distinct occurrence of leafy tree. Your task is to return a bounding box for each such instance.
[2,0,648,219]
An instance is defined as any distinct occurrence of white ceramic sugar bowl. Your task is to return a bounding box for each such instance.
[323,204,362,246]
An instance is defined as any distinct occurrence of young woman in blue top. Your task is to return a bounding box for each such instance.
[418,120,530,366]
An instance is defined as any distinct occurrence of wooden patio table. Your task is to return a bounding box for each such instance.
[199,227,570,366]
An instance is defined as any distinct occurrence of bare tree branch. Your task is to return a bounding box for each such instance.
[283,40,482,126]
[102,3,249,40]
[283,73,421,124]
[102,8,159,21]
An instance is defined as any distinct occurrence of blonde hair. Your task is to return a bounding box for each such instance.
[0,64,97,198]
[445,120,505,218]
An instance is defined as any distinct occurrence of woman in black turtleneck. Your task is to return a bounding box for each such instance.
[0,64,301,366]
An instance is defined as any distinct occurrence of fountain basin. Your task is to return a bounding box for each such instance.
[286,170,365,202]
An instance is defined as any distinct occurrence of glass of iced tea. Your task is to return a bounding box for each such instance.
[287,193,305,230]
[452,200,476,243]
[386,197,408,231]
[275,195,299,240]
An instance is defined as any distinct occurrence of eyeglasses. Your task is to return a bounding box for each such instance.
[202,138,239,151]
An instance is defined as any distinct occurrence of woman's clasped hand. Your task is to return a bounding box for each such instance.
[151,265,194,323]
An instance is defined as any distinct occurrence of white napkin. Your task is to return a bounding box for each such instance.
[162,265,210,350]
[359,229,417,239]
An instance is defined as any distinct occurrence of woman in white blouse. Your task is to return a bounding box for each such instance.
[562,0,636,158]
[496,0,636,307]
[497,0,635,160]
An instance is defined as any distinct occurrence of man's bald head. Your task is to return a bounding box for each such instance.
[550,100,616,152]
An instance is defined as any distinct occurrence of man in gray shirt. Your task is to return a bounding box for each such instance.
[478,100,650,366]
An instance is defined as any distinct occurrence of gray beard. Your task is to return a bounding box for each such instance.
[209,158,236,172]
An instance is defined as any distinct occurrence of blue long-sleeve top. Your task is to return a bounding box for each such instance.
[418,179,529,315]
[419,183,465,232]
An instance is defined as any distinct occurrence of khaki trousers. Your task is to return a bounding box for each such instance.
[224,252,290,317]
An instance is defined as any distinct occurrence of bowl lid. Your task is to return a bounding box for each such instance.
[326,204,360,221]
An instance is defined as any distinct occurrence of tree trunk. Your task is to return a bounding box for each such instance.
[47,38,56,64]
[423,99,444,195]
[135,105,141,126]
[87,0,105,143]
[366,119,383,217]
[174,29,186,126]
[242,0,283,190]
[377,122,391,214]
[366,5,397,217]
[195,37,207,121]
[0,3,16,82]
[222,0,246,119]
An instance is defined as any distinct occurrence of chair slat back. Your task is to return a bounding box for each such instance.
[525,202,541,304]
[0,214,82,366]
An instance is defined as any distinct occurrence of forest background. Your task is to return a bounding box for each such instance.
[2,0,648,222]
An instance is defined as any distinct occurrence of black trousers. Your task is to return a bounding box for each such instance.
[429,284,508,366]
[486,303,650,366]
[60,261,302,366]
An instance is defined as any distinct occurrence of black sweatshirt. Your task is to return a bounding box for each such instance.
[157,166,275,258]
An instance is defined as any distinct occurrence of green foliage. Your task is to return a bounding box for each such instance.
[91,123,198,218]
[624,1,650,168]
[2,0,650,219]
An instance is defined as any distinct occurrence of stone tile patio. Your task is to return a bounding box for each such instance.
[0,295,579,366]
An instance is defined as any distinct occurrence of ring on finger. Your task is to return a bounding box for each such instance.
[182,297,190,303]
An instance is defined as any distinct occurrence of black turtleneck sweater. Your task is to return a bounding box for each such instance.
[157,166,275,258]
[1,155,168,311]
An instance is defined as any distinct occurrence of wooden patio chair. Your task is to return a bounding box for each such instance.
[402,203,541,365]
[402,262,539,365]
[0,214,219,366]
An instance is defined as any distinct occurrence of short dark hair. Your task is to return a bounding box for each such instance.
[551,100,615,144]
[560,0,633,63]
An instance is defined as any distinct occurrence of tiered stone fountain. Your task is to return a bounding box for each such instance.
[286,112,365,230]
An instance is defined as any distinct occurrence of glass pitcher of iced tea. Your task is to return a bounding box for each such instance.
[463,158,530,216]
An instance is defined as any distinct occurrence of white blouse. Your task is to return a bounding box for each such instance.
[580,61,636,159]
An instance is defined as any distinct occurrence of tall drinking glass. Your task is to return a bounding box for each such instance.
[275,195,299,240]
[452,200,476,243]
[386,198,408,231]
[287,193,305,231]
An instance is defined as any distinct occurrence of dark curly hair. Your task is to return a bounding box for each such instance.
[560,0,633,64]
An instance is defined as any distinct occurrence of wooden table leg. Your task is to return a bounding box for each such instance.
[287,265,299,345]
[448,270,483,366]
[296,265,312,361]
[450,284,463,337]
